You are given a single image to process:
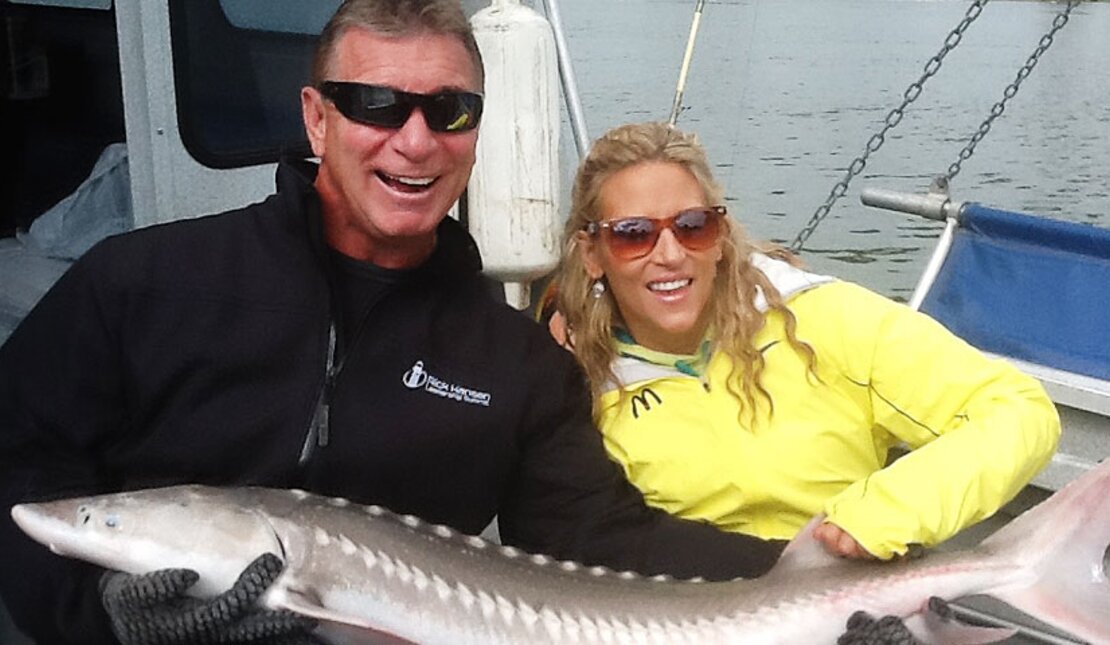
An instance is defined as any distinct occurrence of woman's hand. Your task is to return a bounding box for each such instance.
[812,521,877,560]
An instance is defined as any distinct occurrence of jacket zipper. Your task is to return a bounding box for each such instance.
[299,322,337,465]
[298,281,395,465]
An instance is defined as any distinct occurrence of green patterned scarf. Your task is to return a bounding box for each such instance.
[612,328,714,378]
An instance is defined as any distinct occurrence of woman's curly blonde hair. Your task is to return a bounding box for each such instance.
[554,121,816,421]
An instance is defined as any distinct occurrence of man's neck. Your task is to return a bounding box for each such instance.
[325,227,436,269]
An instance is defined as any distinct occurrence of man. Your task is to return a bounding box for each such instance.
[0,1,785,643]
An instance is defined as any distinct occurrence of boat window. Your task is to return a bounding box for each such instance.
[168,0,340,168]
[8,0,110,8]
[218,0,338,35]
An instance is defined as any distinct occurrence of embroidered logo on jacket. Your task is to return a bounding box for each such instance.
[630,388,662,419]
[403,361,491,407]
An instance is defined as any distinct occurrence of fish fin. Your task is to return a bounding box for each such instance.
[764,514,847,577]
[902,606,1016,645]
[275,587,418,644]
[270,585,377,630]
[980,458,1110,644]
[315,622,419,645]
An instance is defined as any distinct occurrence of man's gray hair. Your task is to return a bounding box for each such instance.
[311,0,484,87]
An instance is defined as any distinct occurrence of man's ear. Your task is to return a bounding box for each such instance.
[302,86,328,158]
[577,231,606,281]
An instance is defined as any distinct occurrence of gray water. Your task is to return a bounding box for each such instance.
[554,0,1110,299]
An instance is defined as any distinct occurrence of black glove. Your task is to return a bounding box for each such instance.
[837,611,922,645]
[837,597,957,645]
[100,552,321,644]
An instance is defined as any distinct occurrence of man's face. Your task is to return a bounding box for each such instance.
[303,27,481,267]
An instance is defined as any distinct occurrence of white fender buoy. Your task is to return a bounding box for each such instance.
[469,0,561,308]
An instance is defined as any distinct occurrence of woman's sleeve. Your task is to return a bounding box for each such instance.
[819,282,1061,559]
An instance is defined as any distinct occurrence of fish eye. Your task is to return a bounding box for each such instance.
[105,514,120,529]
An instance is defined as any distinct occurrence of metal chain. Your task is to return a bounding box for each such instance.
[789,0,990,253]
[945,0,1081,181]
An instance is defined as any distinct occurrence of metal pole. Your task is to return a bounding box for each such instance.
[668,0,707,126]
[540,0,590,158]
[908,216,958,311]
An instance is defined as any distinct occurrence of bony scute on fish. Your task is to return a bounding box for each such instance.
[11,459,1110,644]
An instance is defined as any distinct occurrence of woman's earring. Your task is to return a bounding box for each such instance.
[591,280,606,299]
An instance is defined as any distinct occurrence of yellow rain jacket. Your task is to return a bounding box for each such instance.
[597,255,1060,559]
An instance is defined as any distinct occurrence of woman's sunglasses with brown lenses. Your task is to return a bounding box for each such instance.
[585,205,726,260]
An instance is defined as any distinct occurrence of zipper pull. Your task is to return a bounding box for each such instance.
[317,374,333,448]
[299,324,337,465]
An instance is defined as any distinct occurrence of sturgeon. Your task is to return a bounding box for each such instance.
[11,458,1110,645]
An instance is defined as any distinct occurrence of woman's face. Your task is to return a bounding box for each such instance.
[581,161,723,354]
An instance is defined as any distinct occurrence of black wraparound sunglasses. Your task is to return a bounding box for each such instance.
[318,81,483,133]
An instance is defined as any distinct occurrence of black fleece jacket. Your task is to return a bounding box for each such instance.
[0,159,784,644]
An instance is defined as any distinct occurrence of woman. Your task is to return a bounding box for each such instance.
[552,121,1060,560]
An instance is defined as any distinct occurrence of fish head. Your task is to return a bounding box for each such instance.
[11,485,285,596]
